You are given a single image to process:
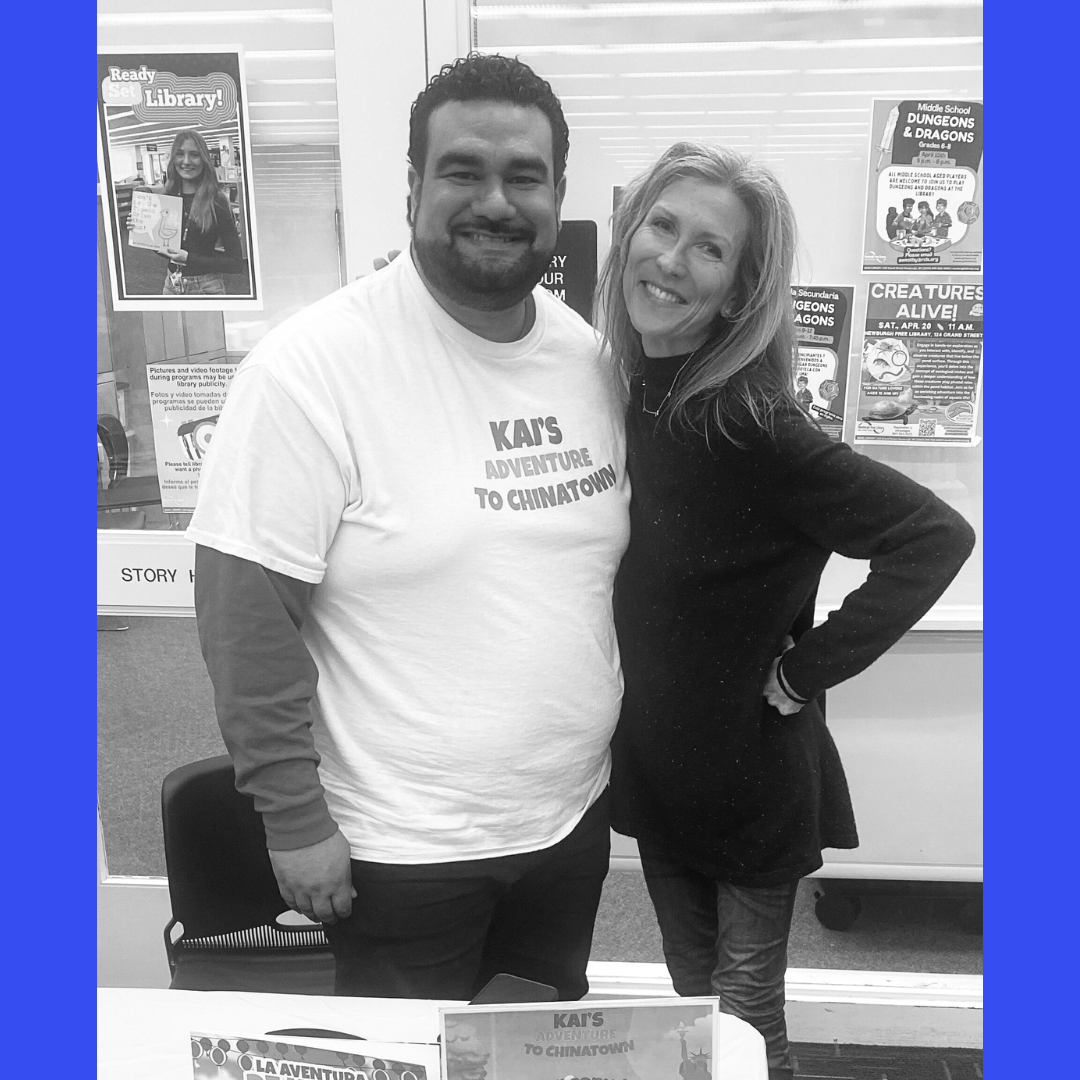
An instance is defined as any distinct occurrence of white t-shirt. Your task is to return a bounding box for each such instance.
[188,253,631,863]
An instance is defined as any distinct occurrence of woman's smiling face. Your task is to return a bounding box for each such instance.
[174,138,204,185]
[622,178,750,357]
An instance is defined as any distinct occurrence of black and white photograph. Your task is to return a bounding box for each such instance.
[96,3,986,1079]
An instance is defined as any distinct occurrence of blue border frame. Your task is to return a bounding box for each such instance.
[9,0,97,1053]
[983,0,1069,1073]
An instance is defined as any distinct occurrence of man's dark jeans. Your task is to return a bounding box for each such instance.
[323,790,610,1000]
[638,840,799,1080]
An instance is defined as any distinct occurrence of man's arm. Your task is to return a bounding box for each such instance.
[194,545,355,923]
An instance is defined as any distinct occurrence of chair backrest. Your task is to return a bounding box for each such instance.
[161,755,292,941]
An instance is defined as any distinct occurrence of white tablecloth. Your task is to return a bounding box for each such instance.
[98,986,767,1079]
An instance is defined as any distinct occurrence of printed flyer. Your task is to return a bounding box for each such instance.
[440,998,719,1080]
[791,285,853,441]
[97,48,262,310]
[853,281,982,447]
[190,1031,441,1080]
[862,99,982,274]
[147,362,239,512]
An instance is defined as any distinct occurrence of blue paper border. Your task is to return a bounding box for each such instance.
[6,0,97,1055]
[983,1,1068,1074]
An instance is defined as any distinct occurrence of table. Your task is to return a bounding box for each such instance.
[98,986,767,1079]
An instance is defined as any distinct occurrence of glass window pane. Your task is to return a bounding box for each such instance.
[473,0,982,619]
[97,1,343,531]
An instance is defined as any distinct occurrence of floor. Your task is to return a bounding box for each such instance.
[100,616,982,988]
[788,1042,982,1079]
[590,871,981,974]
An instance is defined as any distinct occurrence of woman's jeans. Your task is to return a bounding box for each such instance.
[638,841,800,1080]
[163,271,226,295]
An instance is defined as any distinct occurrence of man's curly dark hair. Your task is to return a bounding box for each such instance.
[408,53,569,193]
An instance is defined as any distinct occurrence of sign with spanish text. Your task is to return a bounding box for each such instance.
[190,1031,440,1080]
[147,362,239,512]
[853,281,982,447]
[440,999,722,1080]
[97,48,263,310]
[791,285,854,441]
[862,99,982,274]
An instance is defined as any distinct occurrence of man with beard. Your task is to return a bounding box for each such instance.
[187,55,629,1000]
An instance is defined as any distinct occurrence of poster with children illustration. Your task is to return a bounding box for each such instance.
[862,98,982,274]
[791,285,853,441]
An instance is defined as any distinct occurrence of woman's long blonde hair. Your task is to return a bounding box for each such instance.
[163,129,228,235]
[595,142,799,442]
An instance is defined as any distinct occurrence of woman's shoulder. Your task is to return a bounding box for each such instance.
[720,393,831,457]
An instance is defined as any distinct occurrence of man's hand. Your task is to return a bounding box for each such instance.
[268,830,356,924]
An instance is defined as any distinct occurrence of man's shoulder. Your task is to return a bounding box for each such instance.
[534,287,602,351]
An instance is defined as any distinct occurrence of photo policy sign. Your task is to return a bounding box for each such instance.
[97,48,263,310]
[148,362,239,513]
[863,99,982,274]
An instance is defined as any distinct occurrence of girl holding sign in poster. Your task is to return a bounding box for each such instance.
[143,129,248,295]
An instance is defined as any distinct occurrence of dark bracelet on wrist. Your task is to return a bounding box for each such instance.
[777,655,810,704]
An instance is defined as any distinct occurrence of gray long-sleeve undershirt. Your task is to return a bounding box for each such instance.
[194,545,339,850]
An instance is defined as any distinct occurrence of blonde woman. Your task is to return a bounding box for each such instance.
[153,128,247,295]
[597,142,975,1080]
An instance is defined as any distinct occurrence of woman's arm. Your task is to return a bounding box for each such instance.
[181,198,248,276]
[756,409,976,703]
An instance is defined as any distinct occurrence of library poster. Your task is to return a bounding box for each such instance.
[97,48,263,310]
[862,99,982,274]
[853,281,982,447]
[791,285,854,441]
[147,362,238,512]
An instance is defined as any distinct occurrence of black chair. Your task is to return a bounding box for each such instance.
[161,755,336,993]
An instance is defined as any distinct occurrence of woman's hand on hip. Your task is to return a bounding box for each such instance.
[763,637,804,715]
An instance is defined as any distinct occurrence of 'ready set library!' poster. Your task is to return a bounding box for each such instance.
[96,48,263,311]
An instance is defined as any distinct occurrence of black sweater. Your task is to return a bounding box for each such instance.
[174,192,247,277]
[610,354,976,886]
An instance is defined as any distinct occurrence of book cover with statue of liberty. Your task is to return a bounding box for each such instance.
[440,999,719,1080]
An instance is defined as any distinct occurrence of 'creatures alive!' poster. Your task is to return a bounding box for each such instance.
[853,281,982,447]
[862,99,982,274]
